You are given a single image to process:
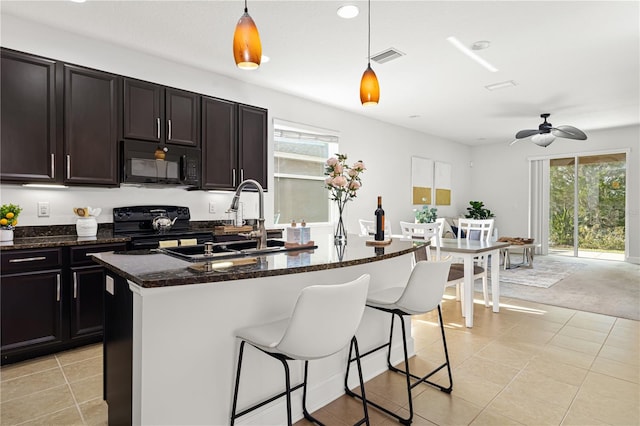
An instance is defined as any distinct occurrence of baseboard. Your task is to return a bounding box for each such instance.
[625,256,640,265]
[236,339,410,425]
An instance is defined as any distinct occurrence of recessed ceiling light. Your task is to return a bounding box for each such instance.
[447,36,498,73]
[485,80,517,91]
[471,40,491,50]
[337,4,359,19]
[261,55,270,63]
[69,0,86,3]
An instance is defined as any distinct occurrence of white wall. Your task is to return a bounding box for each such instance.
[0,14,472,233]
[470,125,640,263]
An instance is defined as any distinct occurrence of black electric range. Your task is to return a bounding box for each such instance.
[113,205,214,250]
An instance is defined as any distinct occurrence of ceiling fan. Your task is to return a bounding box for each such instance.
[510,113,587,147]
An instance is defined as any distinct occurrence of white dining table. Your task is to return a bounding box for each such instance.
[439,239,510,328]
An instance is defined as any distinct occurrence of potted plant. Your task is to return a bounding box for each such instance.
[1,203,22,242]
[465,201,494,219]
[414,205,438,223]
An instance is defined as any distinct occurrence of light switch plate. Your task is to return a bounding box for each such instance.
[209,202,216,214]
[37,201,50,217]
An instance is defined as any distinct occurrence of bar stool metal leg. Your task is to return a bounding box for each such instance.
[345,306,452,425]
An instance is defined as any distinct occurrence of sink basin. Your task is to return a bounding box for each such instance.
[158,239,316,262]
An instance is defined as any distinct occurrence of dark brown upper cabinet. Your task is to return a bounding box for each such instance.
[64,64,119,186]
[123,78,200,147]
[0,50,61,183]
[201,99,267,190]
[238,104,268,189]
[201,97,237,190]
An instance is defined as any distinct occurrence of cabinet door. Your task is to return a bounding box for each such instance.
[0,49,60,183]
[201,97,237,190]
[1,270,63,357]
[166,88,199,147]
[64,64,119,185]
[69,266,104,339]
[123,78,163,142]
[238,104,268,189]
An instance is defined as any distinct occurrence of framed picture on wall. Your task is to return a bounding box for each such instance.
[435,161,451,205]
[411,156,434,205]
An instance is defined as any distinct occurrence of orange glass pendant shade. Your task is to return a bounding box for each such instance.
[360,64,380,106]
[233,10,262,70]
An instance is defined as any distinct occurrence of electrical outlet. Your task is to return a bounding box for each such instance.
[37,201,50,217]
[208,202,216,214]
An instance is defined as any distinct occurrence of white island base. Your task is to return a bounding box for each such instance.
[127,253,415,425]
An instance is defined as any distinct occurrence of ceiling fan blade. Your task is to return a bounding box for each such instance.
[509,139,520,146]
[552,125,587,140]
[515,129,540,139]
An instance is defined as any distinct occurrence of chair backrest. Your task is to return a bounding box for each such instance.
[457,218,494,242]
[358,219,392,237]
[395,259,452,315]
[276,274,370,360]
[399,221,441,261]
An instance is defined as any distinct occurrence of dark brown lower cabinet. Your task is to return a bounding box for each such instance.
[1,270,64,354]
[70,266,106,340]
[0,243,126,365]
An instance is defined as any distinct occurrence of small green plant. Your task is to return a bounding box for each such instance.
[465,201,494,219]
[0,203,22,229]
[415,206,438,223]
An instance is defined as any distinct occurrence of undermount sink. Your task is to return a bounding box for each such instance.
[158,239,316,262]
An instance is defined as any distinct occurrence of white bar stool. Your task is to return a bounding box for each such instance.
[230,274,371,426]
[344,260,452,425]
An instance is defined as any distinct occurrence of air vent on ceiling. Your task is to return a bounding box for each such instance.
[371,48,405,64]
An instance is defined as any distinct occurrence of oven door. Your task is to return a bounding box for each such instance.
[121,140,200,187]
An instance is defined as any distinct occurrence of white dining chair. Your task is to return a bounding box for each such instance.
[398,221,441,261]
[344,259,453,425]
[230,275,371,426]
[449,218,495,311]
[358,218,392,238]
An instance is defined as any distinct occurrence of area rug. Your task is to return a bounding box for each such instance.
[473,255,640,321]
[498,257,586,288]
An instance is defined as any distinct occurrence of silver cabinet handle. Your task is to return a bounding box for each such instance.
[241,169,244,182]
[9,256,47,263]
[51,153,55,179]
[56,274,61,302]
[232,168,236,187]
[168,119,172,141]
[73,271,78,299]
[66,155,71,179]
[156,118,161,139]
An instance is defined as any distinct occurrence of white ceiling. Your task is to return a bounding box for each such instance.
[2,1,639,146]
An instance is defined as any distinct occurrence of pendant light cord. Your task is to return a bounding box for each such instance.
[244,0,248,13]
[367,0,371,66]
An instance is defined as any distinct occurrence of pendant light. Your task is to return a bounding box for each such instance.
[360,0,379,106]
[233,0,262,70]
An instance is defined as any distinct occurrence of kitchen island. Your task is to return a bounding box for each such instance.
[92,233,425,425]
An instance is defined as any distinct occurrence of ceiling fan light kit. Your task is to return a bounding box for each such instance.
[513,113,587,147]
[360,0,380,106]
[233,0,262,70]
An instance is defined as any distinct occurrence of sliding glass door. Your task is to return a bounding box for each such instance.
[549,153,626,260]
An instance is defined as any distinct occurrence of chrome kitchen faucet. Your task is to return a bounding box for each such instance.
[227,179,267,251]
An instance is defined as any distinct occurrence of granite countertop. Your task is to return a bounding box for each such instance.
[91,234,425,288]
[1,230,130,250]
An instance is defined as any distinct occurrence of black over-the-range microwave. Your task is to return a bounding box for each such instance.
[121,140,200,187]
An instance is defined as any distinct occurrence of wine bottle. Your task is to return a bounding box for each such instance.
[375,196,385,241]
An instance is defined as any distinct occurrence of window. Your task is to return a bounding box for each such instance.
[273,121,338,225]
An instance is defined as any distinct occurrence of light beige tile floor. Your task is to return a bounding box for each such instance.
[1,293,638,425]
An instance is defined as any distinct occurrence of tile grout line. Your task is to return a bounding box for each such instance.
[55,354,88,425]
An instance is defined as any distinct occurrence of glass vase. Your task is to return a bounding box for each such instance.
[334,202,347,245]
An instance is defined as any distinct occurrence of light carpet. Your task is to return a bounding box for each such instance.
[463,255,640,320]
[498,256,586,288]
